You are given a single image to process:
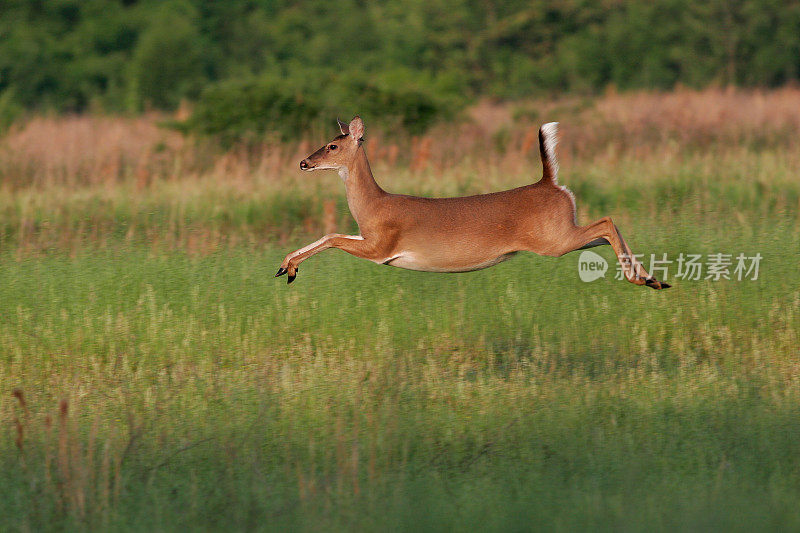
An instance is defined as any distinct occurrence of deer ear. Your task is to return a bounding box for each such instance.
[337,118,349,135]
[349,116,364,144]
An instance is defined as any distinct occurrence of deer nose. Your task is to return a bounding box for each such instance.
[299,159,309,170]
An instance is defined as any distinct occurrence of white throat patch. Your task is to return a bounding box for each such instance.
[338,167,349,182]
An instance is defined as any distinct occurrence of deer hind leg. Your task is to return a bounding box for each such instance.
[556,216,670,290]
[276,234,385,283]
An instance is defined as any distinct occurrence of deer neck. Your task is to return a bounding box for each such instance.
[341,147,384,226]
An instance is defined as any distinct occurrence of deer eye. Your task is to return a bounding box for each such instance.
[329,144,337,150]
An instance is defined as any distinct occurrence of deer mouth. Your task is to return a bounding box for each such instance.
[300,160,339,172]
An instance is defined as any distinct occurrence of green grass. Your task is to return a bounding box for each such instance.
[2,218,799,530]
[1,149,799,531]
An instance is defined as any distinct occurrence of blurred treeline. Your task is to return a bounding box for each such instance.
[1,0,799,137]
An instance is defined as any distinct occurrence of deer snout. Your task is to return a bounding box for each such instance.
[299,159,310,170]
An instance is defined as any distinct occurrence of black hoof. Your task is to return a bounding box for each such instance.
[645,277,671,290]
[287,273,296,284]
[275,267,287,277]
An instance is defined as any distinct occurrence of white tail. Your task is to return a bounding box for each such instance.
[278,117,670,290]
[539,121,559,182]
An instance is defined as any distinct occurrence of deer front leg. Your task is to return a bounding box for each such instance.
[275,234,381,283]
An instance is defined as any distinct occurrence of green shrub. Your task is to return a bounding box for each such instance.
[176,77,324,146]
[0,89,22,132]
[177,69,462,145]
[126,2,207,111]
[344,80,448,135]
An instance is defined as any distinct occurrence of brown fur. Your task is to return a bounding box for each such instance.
[278,117,670,289]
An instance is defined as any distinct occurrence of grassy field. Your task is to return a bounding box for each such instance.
[1,89,800,531]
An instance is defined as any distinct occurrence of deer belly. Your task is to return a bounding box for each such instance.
[382,250,517,273]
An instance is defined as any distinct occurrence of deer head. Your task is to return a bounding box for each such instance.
[299,116,364,174]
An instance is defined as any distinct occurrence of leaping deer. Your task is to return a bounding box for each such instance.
[276,117,670,290]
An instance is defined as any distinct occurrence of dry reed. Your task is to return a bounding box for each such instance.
[1,87,797,191]
[0,87,797,255]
